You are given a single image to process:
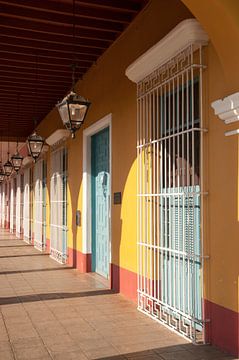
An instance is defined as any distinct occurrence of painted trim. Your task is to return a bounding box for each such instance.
[111,263,137,302]
[46,129,70,146]
[68,247,92,272]
[125,19,209,83]
[82,114,112,258]
[204,299,239,357]
[211,92,239,124]
[46,238,50,253]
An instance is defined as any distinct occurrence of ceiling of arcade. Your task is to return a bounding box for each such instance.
[0,0,149,140]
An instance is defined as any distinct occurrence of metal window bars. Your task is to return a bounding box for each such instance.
[137,44,207,343]
[50,147,68,264]
[34,159,46,251]
[10,178,16,233]
[1,184,6,227]
[23,168,31,243]
[16,174,23,237]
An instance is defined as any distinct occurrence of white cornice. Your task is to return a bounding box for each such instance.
[22,156,33,167]
[46,129,69,146]
[211,92,239,124]
[125,19,209,83]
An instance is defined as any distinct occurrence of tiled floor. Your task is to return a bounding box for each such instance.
[0,230,236,360]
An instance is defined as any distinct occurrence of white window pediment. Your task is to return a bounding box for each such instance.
[125,19,209,83]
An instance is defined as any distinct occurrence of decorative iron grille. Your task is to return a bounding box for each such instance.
[34,160,46,251]
[137,44,207,343]
[23,168,31,243]
[50,147,68,263]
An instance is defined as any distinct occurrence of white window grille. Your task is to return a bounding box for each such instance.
[10,179,13,233]
[16,175,23,237]
[30,168,34,243]
[23,168,31,243]
[6,182,9,228]
[1,184,6,228]
[10,178,16,233]
[34,159,46,251]
[137,44,207,343]
[0,185,2,225]
[50,147,68,263]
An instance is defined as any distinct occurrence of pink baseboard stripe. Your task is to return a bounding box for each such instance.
[68,247,92,272]
[46,238,50,252]
[204,299,239,357]
[110,263,137,302]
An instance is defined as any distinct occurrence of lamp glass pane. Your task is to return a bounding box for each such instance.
[58,103,70,125]
[4,164,12,175]
[12,158,22,168]
[29,140,43,156]
[69,103,87,124]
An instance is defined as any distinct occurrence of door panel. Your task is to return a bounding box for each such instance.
[91,127,110,278]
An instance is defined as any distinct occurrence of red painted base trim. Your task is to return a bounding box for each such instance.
[4,221,10,229]
[46,238,50,253]
[110,263,137,302]
[204,299,239,357]
[68,248,92,272]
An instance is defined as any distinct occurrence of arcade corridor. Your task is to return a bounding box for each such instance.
[0,229,234,360]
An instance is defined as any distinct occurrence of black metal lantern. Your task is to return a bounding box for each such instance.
[11,141,23,173]
[57,91,90,139]
[11,152,23,173]
[27,131,44,162]
[0,165,5,182]
[4,153,13,177]
[56,64,90,139]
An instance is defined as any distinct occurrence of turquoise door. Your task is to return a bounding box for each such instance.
[91,127,110,278]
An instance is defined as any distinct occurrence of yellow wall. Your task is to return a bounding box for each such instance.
[36,0,239,314]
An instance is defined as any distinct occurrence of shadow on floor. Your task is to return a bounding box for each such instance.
[0,238,25,241]
[96,344,235,360]
[0,289,115,305]
[0,245,31,248]
[0,253,49,258]
[0,266,71,276]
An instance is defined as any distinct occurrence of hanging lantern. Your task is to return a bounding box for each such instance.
[27,131,44,162]
[57,91,90,139]
[0,166,5,182]
[11,152,23,173]
[56,64,90,139]
[4,153,13,177]
[11,140,23,173]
